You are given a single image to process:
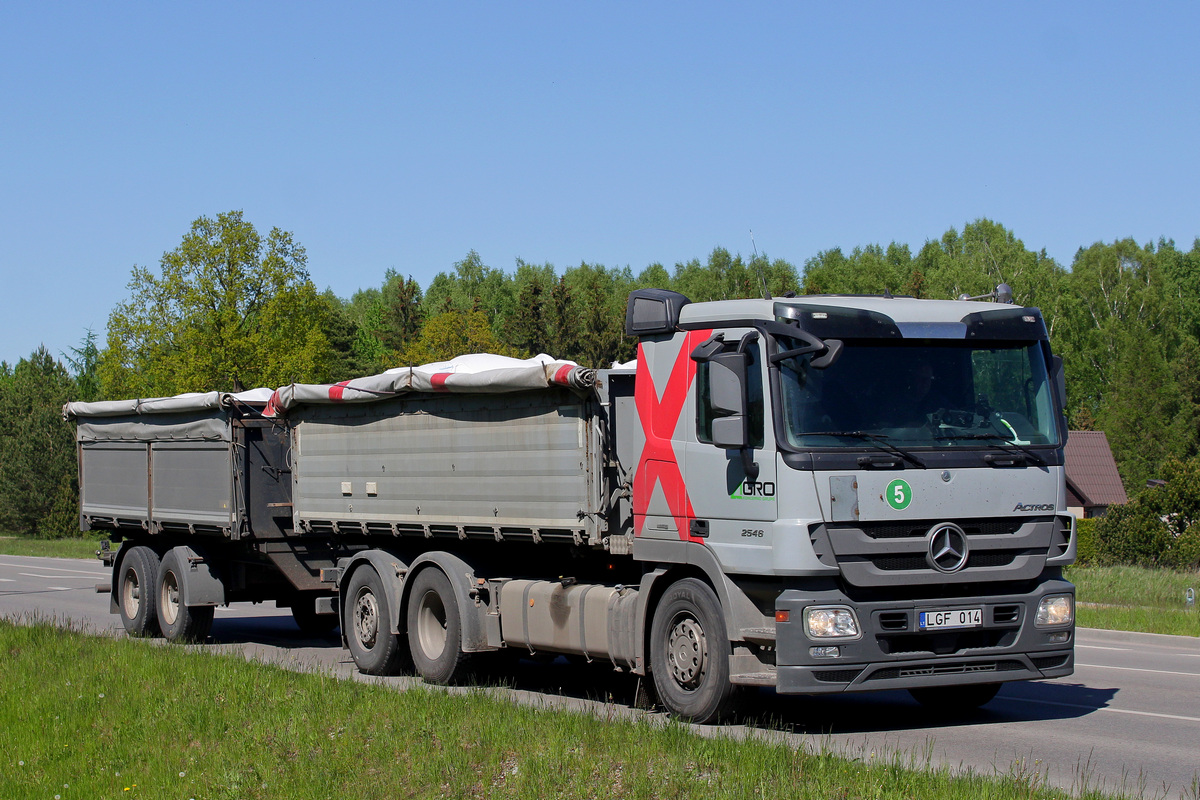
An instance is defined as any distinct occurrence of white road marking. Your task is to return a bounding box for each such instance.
[0,561,107,576]
[47,586,72,591]
[19,572,88,580]
[1075,644,1130,651]
[1005,696,1200,724]
[0,578,13,582]
[1077,662,1200,678]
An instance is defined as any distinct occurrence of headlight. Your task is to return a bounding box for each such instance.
[804,606,861,639]
[1036,594,1074,627]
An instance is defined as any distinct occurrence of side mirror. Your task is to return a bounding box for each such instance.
[709,352,750,451]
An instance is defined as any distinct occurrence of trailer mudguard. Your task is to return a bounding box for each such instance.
[338,550,410,634]
[404,552,494,653]
[165,545,226,607]
[108,541,137,614]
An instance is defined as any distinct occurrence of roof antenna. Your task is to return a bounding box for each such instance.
[751,229,771,300]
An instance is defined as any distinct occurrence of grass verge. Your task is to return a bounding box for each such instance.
[1067,565,1200,637]
[0,619,1125,800]
[0,535,104,560]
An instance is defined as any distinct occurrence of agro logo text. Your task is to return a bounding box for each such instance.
[732,480,775,500]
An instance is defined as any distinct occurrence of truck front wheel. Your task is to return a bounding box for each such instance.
[344,566,408,675]
[407,568,469,685]
[650,578,738,723]
[118,546,162,638]
[156,549,214,643]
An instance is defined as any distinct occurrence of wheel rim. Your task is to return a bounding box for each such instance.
[121,566,140,618]
[666,614,707,690]
[415,589,447,660]
[160,570,180,626]
[353,588,380,650]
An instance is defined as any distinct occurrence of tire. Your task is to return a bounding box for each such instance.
[344,566,408,675]
[117,545,162,638]
[649,578,738,723]
[156,549,214,643]
[908,682,1001,711]
[291,597,339,636]
[407,568,469,685]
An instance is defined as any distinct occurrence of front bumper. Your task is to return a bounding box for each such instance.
[772,578,1075,694]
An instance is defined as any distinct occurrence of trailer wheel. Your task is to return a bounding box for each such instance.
[344,566,407,675]
[650,578,738,723]
[156,549,214,643]
[908,682,1001,711]
[118,546,162,638]
[407,568,469,685]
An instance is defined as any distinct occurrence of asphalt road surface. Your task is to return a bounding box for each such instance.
[3,554,1198,798]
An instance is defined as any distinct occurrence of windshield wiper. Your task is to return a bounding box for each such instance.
[933,433,1046,466]
[802,431,925,467]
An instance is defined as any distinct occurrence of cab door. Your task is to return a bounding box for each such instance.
[682,329,778,574]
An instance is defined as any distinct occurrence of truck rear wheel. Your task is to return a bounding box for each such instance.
[650,578,738,723]
[118,546,162,638]
[407,568,469,685]
[156,549,214,643]
[344,566,408,675]
[908,682,1001,711]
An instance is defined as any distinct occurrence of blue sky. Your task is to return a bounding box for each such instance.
[2,2,1197,366]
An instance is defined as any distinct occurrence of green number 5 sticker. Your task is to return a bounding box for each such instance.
[886,479,912,510]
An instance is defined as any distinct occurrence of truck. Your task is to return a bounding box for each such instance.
[66,286,1076,723]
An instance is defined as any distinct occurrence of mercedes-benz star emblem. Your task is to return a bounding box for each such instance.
[927,523,969,573]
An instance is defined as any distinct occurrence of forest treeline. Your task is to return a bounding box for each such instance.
[3,210,1200,539]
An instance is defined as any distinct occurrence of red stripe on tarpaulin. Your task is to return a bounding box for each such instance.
[327,380,352,401]
[265,391,282,417]
[430,373,451,391]
[552,364,574,385]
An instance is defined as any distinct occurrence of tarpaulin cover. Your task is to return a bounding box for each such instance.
[64,388,274,420]
[265,353,595,417]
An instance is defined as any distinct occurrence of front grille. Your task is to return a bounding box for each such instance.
[879,612,909,631]
[868,659,1025,681]
[852,518,1030,540]
[873,555,928,571]
[879,629,1015,655]
[992,604,1021,624]
[1032,654,1070,671]
[869,551,1017,571]
[813,668,864,683]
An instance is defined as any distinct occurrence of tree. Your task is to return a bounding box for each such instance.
[0,347,79,537]
[421,250,515,337]
[564,263,638,368]
[62,329,101,403]
[378,270,425,353]
[99,211,336,397]
[395,311,523,366]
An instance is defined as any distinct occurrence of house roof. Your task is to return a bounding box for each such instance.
[1064,431,1128,508]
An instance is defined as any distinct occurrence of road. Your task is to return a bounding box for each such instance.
[3,554,1198,798]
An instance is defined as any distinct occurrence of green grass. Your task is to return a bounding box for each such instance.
[0,619,1130,800]
[1067,564,1200,636]
[0,535,105,560]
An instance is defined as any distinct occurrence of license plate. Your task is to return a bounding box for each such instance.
[919,608,982,630]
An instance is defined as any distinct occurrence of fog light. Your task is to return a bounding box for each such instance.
[1036,594,1074,627]
[1047,631,1070,644]
[810,646,841,658]
[804,606,861,639]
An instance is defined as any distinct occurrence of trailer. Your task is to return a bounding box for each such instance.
[68,288,1076,722]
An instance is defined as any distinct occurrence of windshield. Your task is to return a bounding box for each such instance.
[778,338,1061,450]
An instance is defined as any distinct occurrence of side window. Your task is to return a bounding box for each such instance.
[696,342,765,447]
